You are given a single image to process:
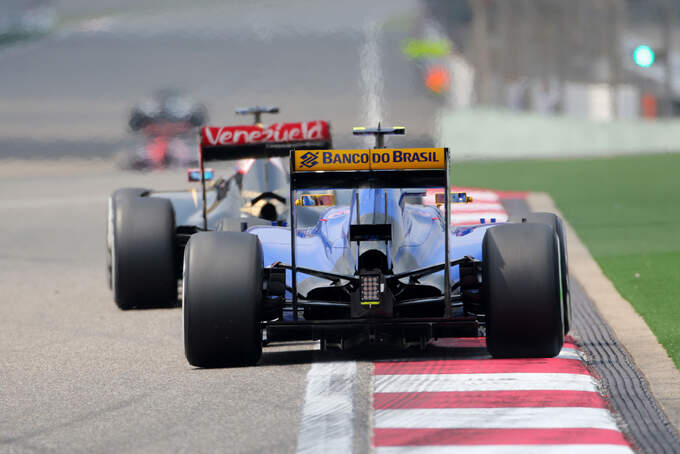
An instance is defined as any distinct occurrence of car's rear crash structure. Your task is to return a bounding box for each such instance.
[183,127,571,367]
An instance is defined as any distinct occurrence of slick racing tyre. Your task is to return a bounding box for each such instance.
[510,212,571,335]
[108,188,177,309]
[482,223,564,358]
[107,188,146,290]
[183,232,263,368]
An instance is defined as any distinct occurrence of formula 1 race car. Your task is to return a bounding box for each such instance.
[117,89,209,170]
[182,126,571,367]
[106,107,332,310]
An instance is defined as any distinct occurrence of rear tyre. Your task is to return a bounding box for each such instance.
[107,188,145,289]
[510,212,571,334]
[482,223,564,358]
[109,189,177,309]
[183,232,263,368]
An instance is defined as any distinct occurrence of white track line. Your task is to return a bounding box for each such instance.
[559,348,582,360]
[374,407,619,430]
[376,445,634,454]
[296,361,356,454]
[297,19,381,453]
[375,373,598,393]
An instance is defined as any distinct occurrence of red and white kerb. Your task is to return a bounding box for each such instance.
[372,338,634,453]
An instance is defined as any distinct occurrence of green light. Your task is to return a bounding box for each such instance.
[633,45,655,68]
[402,39,452,60]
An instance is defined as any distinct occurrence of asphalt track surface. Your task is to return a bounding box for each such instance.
[1,2,678,453]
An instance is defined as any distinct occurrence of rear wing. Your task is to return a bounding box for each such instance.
[196,120,331,230]
[289,147,448,189]
[200,121,332,162]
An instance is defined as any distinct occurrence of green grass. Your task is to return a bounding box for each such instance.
[452,153,680,368]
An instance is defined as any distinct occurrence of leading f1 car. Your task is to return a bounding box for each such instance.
[182,126,571,367]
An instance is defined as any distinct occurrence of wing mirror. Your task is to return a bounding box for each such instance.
[435,192,472,205]
[187,168,214,182]
[295,193,335,206]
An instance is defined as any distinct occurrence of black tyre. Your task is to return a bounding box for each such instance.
[107,188,145,289]
[482,223,564,357]
[108,189,177,309]
[183,231,263,367]
[510,212,571,334]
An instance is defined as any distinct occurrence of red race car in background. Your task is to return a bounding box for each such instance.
[116,89,208,170]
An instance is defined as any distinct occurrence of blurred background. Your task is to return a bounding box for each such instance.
[3,0,680,161]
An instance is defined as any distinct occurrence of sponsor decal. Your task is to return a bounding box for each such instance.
[299,151,319,169]
[201,121,330,147]
[294,148,446,171]
[295,149,370,171]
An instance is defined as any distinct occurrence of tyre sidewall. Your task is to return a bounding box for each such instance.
[111,189,176,309]
[510,212,571,334]
[483,223,564,357]
[183,231,263,367]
